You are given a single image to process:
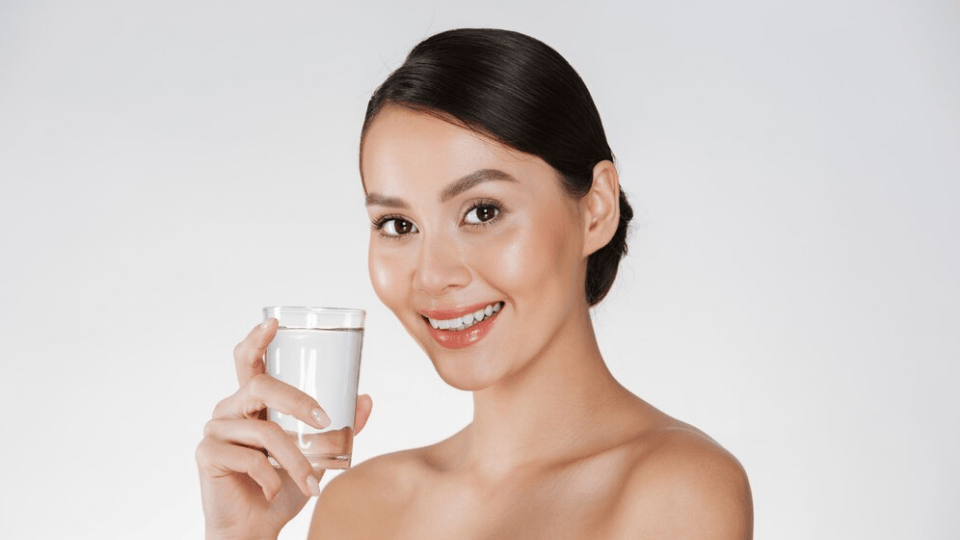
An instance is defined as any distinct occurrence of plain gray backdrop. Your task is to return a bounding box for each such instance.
[1,1,958,538]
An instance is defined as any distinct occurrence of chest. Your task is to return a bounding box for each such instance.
[370,465,629,540]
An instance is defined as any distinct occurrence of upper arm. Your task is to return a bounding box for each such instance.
[615,430,753,539]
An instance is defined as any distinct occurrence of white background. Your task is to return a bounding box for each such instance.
[1,1,958,538]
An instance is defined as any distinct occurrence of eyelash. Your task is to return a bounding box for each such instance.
[370,213,405,231]
[371,200,505,238]
[463,199,503,228]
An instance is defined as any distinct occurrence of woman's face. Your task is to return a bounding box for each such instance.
[362,106,590,391]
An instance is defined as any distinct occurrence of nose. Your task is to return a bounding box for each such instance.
[413,232,471,296]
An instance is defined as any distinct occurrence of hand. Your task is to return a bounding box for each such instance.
[196,319,373,540]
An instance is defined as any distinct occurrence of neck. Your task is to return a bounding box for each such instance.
[458,304,631,478]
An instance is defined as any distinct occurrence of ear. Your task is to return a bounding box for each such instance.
[581,160,620,257]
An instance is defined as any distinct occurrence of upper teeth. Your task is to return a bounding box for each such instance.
[428,302,502,331]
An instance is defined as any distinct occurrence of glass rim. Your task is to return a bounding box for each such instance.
[262,306,366,316]
[263,306,365,329]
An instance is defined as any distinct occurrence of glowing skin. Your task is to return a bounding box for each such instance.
[306,107,752,539]
[363,106,591,391]
[198,74,751,540]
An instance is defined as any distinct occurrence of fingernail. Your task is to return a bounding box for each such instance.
[311,408,331,428]
[307,474,320,497]
[261,318,272,330]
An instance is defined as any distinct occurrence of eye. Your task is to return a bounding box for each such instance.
[377,217,419,237]
[464,204,500,225]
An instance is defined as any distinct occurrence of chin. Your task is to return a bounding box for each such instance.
[434,366,496,392]
[424,347,508,392]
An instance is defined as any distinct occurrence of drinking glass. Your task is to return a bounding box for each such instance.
[262,306,365,470]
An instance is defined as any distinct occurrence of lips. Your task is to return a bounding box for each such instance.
[424,301,502,331]
[420,301,504,349]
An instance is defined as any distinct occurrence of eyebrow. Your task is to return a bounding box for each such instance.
[365,168,517,208]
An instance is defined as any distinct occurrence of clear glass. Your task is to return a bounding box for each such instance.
[262,306,365,470]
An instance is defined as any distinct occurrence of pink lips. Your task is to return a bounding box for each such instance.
[420,301,498,321]
[420,301,503,350]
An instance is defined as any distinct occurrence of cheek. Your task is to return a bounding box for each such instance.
[476,213,579,304]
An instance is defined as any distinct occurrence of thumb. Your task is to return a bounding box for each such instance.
[354,394,373,435]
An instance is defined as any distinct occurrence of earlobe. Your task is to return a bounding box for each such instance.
[582,160,621,257]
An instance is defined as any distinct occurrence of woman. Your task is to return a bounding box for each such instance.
[197,28,753,539]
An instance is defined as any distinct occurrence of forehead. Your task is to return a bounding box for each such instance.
[360,106,558,195]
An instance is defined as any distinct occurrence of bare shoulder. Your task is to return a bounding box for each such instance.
[612,424,753,539]
[308,447,431,540]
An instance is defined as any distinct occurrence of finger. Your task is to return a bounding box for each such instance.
[234,319,278,386]
[213,374,331,430]
[196,436,283,501]
[203,418,319,498]
[355,394,373,435]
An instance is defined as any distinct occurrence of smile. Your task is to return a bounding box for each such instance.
[420,301,505,349]
[425,301,503,331]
